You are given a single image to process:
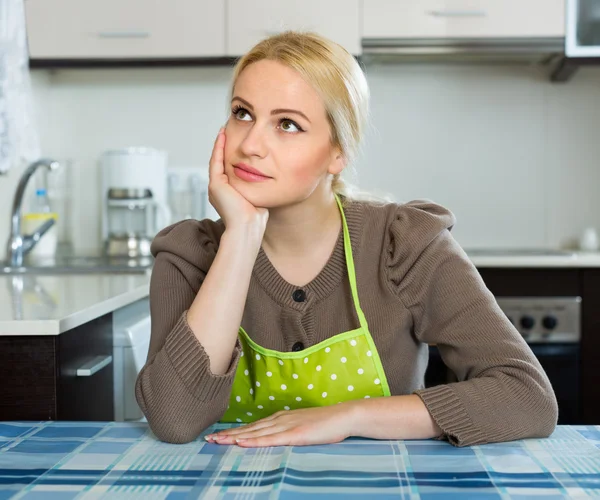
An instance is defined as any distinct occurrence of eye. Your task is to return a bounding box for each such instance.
[232,106,252,121]
[280,118,303,133]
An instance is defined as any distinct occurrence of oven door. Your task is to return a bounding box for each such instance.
[425,343,581,424]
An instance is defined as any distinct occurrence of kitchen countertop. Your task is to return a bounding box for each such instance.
[0,273,150,336]
[0,421,598,498]
[466,250,600,268]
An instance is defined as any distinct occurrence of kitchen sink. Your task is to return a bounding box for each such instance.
[0,255,153,275]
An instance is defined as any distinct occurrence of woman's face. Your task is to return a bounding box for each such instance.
[224,59,344,208]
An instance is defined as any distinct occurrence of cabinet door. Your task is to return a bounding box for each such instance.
[227,0,360,56]
[25,0,225,59]
[363,0,565,39]
[58,314,114,420]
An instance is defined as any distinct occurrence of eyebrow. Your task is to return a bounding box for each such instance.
[231,96,311,124]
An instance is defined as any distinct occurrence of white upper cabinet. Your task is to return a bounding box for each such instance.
[25,0,225,59]
[226,0,361,56]
[363,0,565,39]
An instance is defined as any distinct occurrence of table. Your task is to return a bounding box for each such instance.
[0,422,598,498]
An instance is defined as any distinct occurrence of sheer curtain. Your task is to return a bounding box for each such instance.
[0,0,39,174]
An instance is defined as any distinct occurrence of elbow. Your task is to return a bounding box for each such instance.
[533,390,559,438]
[135,375,224,444]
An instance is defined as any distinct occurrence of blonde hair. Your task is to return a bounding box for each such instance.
[230,31,372,200]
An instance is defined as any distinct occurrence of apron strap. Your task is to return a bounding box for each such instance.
[335,194,369,330]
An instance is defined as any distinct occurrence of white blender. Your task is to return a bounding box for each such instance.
[100,148,172,257]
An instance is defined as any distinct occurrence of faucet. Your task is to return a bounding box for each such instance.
[6,158,60,267]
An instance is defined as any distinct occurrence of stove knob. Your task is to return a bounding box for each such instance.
[520,315,535,329]
[542,315,558,330]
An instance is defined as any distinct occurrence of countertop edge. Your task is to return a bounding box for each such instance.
[0,283,149,336]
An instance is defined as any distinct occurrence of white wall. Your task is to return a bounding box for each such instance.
[1,62,599,258]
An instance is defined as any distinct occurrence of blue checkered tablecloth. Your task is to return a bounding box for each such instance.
[0,422,598,499]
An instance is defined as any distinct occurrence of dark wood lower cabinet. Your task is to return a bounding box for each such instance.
[0,313,114,421]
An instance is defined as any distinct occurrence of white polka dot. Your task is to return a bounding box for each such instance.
[340,357,347,363]
[348,385,354,391]
[304,357,309,364]
[322,392,328,398]
[350,339,357,346]
[258,405,263,409]
[284,406,290,410]
[244,369,249,376]
[316,365,322,371]
[331,374,337,380]
[358,368,364,375]
[374,378,380,385]
[256,381,261,387]
[256,354,261,360]
[296,397,302,401]
[236,418,242,422]
[292,373,299,379]
[281,384,287,390]
[247,412,253,416]
[249,388,254,395]
[240,351,244,357]
[367,350,372,357]
[235,396,241,402]
[266,371,272,377]
[278,359,284,366]
[364,395,371,399]
[269,396,275,400]
[325,347,331,353]
[308,384,314,390]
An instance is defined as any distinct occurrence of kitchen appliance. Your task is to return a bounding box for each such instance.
[426,296,582,424]
[567,0,600,57]
[100,148,171,257]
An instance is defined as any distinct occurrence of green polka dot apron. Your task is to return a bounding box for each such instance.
[221,195,391,423]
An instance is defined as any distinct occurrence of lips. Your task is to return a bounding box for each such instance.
[233,163,271,178]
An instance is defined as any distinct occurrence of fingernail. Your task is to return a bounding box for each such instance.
[204,435,212,441]
[235,438,245,443]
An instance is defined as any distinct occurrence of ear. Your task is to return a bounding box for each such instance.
[327,149,346,176]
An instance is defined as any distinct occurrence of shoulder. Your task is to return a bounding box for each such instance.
[352,197,458,275]
[151,218,225,271]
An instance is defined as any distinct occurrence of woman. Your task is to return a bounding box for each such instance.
[135,31,558,448]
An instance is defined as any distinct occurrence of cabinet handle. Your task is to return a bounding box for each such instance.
[428,10,487,18]
[97,31,150,39]
[76,355,112,377]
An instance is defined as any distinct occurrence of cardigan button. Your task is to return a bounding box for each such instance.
[292,289,306,302]
[292,342,304,352]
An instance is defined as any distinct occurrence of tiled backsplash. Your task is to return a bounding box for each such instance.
[1,63,599,258]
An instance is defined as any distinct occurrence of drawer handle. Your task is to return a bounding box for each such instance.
[97,31,150,39]
[76,355,113,377]
[428,10,487,18]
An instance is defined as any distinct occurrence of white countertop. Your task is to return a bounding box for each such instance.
[0,273,150,335]
[467,251,600,268]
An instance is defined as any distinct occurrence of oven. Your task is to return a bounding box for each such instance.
[425,296,582,424]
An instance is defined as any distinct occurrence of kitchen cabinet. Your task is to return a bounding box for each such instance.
[363,0,565,39]
[25,0,225,59]
[226,0,361,56]
[0,313,114,421]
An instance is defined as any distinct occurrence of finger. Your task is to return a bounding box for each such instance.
[208,128,225,180]
[214,424,283,445]
[216,420,279,440]
[212,413,282,438]
[236,430,297,448]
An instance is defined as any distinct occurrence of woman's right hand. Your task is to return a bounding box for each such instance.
[208,128,269,231]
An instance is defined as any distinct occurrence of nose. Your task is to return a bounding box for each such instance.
[239,123,268,158]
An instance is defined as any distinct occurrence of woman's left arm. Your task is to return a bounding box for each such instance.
[206,394,440,447]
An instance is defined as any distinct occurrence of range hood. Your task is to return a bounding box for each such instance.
[361,37,564,66]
